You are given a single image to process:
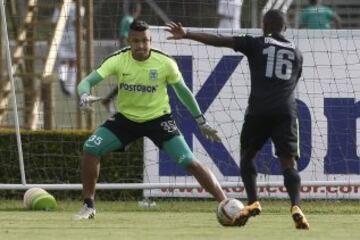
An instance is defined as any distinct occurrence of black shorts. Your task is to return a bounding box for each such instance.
[240,114,299,159]
[102,113,180,149]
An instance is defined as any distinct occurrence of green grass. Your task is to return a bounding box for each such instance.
[1,200,360,240]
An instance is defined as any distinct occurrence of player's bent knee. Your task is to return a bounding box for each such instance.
[184,159,202,171]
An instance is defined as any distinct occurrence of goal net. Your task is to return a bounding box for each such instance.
[144,27,360,199]
[0,0,359,200]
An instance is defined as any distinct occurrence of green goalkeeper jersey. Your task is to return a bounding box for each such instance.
[96,48,182,122]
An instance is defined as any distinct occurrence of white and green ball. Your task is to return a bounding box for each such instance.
[23,187,57,211]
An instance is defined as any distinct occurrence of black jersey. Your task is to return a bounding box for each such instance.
[233,33,303,115]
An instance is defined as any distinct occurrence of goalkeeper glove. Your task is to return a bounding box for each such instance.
[79,93,102,112]
[195,115,221,142]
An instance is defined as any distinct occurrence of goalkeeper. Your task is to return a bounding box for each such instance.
[166,10,309,229]
[74,20,227,220]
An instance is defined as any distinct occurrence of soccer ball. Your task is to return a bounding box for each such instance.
[216,198,244,226]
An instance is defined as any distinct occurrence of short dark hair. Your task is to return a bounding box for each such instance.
[130,20,149,32]
[129,1,141,12]
[263,9,286,34]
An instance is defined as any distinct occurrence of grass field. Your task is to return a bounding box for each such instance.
[1,199,360,240]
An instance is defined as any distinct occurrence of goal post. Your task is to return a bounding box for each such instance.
[0,0,26,185]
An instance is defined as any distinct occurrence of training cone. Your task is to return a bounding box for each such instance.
[23,187,57,211]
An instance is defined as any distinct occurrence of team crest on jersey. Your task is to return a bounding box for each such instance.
[149,69,158,80]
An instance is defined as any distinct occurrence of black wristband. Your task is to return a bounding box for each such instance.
[195,115,206,125]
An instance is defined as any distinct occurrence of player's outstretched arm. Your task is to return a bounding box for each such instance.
[77,71,104,112]
[171,81,221,142]
[165,21,234,49]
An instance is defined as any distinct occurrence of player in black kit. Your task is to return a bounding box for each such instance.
[166,9,309,230]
